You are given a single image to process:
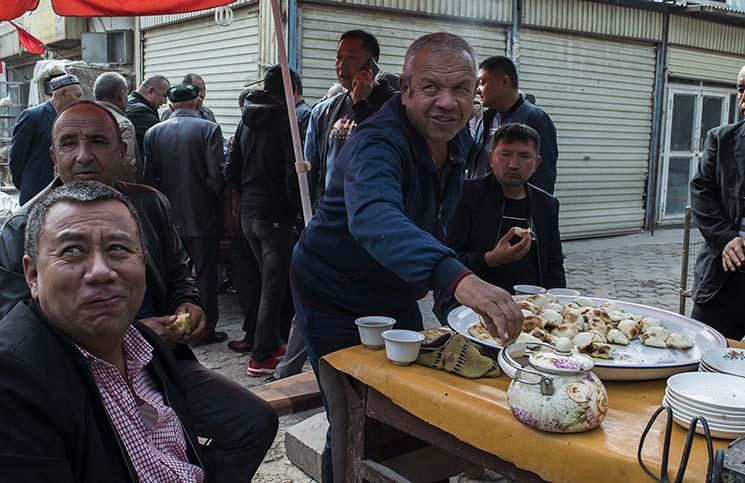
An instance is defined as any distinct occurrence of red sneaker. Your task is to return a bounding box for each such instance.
[246,356,281,377]
[272,343,287,359]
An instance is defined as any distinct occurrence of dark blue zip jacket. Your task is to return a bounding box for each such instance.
[291,94,472,318]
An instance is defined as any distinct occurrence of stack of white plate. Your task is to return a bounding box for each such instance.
[699,348,745,378]
[663,372,745,440]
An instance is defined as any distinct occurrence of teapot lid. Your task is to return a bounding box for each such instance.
[528,338,594,375]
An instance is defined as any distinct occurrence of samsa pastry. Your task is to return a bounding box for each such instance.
[588,329,607,344]
[585,308,612,325]
[539,309,564,329]
[572,331,596,349]
[523,314,546,331]
[588,319,609,336]
[640,333,667,349]
[640,317,663,332]
[517,300,540,314]
[543,302,564,313]
[529,327,550,342]
[643,325,670,341]
[600,301,622,313]
[521,309,536,318]
[666,332,694,350]
[586,342,613,359]
[468,322,496,342]
[573,297,595,307]
[607,311,626,325]
[564,301,581,311]
[562,307,583,325]
[606,328,630,346]
[552,323,579,340]
[526,293,551,308]
[617,319,641,340]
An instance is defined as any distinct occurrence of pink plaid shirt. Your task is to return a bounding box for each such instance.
[77,327,204,483]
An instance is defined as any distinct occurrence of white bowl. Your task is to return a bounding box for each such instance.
[355,316,396,349]
[547,288,582,298]
[382,329,425,366]
[513,284,547,295]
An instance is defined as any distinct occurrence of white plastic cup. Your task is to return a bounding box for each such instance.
[382,329,425,366]
[513,284,547,296]
[547,288,582,298]
[355,316,396,349]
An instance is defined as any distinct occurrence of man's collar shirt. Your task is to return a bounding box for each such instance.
[76,326,204,483]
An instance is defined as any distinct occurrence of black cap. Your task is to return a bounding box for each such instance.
[49,74,80,92]
[167,83,200,103]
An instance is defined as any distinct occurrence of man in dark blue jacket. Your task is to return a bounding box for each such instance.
[469,56,559,194]
[9,74,82,204]
[290,32,523,482]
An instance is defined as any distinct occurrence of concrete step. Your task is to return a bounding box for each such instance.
[250,371,322,417]
[285,411,328,482]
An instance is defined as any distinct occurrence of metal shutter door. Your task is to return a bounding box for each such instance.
[143,5,259,136]
[300,3,507,103]
[520,29,656,238]
[668,46,742,85]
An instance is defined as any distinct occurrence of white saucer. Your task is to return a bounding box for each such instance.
[666,372,745,412]
[702,348,745,378]
[663,394,745,425]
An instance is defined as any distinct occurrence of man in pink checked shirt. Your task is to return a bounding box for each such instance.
[0,181,217,482]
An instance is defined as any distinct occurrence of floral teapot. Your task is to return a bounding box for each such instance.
[497,337,608,433]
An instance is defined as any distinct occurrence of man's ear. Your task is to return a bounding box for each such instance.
[22,255,39,300]
[533,154,543,173]
[400,76,410,101]
[50,145,57,168]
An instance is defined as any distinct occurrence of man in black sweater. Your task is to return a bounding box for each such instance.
[224,65,302,376]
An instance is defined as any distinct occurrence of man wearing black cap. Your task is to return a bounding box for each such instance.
[9,73,82,204]
[144,83,227,344]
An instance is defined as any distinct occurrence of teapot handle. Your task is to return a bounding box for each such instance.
[498,342,556,396]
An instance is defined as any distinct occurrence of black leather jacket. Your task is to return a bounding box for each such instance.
[0,301,217,482]
[0,179,201,319]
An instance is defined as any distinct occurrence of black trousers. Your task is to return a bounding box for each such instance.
[182,236,221,335]
[242,218,295,360]
[691,271,745,340]
[177,358,278,481]
[227,234,262,341]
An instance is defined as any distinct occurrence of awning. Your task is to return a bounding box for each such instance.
[1,0,234,21]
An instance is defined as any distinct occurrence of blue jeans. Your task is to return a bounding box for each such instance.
[290,281,423,483]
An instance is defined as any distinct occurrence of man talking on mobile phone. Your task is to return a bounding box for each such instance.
[304,30,398,203]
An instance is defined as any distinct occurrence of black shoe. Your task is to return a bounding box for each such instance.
[227,339,253,353]
[196,331,228,345]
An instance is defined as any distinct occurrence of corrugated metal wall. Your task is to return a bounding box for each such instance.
[668,46,743,84]
[143,5,260,135]
[140,0,257,29]
[522,0,662,41]
[310,0,512,22]
[519,29,656,238]
[299,3,507,102]
[669,14,745,56]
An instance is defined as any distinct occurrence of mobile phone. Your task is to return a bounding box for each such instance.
[363,57,381,79]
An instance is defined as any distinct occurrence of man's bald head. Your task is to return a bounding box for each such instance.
[50,101,127,186]
[737,66,745,116]
[54,101,122,143]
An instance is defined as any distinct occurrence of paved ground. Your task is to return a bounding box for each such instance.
[195,227,688,482]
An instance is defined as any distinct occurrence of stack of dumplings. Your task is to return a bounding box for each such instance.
[469,294,694,359]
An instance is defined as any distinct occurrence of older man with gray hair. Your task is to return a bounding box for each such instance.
[94,72,140,182]
[290,32,523,482]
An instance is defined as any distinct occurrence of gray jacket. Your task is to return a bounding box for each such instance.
[144,109,225,238]
[690,120,745,303]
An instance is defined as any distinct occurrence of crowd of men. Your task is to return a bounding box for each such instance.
[3,24,742,482]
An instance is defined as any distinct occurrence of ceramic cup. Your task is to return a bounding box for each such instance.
[355,316,396,349]
[513,284,547,296]
[382,329,425,366]
[547,288,582,298]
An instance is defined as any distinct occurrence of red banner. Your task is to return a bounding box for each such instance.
[0,1,39,21]
[9,21,45,55]
[51,0,234,17]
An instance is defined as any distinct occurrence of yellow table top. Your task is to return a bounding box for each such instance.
[324,339,745,483]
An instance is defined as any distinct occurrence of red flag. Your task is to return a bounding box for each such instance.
[9,21,45,55]
[0,1,38,22]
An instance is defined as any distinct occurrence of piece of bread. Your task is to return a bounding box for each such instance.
[169,312,190,333]
[514,227,532,238]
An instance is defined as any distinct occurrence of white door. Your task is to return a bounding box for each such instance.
[659,87,731,221]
